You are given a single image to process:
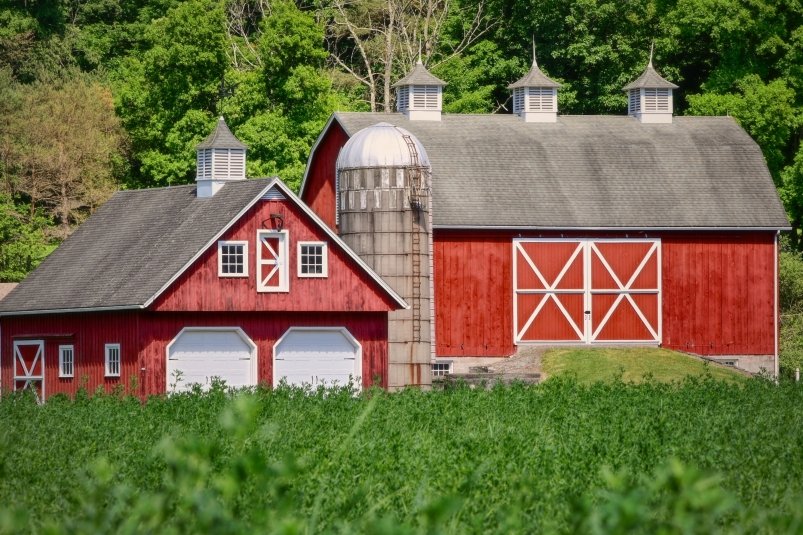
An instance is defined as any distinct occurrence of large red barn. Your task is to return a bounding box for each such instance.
[0,120,406,400]
[300,58,790,387]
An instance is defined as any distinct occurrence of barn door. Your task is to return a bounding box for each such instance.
[13,340,45,401]
[514,239,660,344]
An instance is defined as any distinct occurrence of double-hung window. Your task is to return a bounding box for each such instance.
[105,344,121,377]
[218,241,248,277]
[59,345,74,378]
[298,242,328,278]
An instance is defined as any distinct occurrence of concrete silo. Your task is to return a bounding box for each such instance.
[336,122,432,389]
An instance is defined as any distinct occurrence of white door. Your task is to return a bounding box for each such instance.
[13,340,45,401]
[273,328,361,389]
[166,328,256,392]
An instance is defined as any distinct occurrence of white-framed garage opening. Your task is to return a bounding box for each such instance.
[166,327,257,392]
[273,327,362,390]
[513,238,661,345]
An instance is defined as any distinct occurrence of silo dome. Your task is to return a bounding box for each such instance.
[336,122,430,170]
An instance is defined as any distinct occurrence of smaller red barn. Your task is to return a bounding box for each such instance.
[0,120,406,400]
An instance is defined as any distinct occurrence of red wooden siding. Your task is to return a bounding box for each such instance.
[151,197,398,313]
[138,311,388,393]
[0,312,141,399]
[435,230,777,358]
[661,233,775,355]
[434,231,515,356]
[301,121,349,230]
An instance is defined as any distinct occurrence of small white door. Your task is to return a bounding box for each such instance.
[167,328,256,392]
[273,328,361,389]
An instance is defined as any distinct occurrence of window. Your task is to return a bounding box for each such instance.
[432,361,453,377]
[218,241,248,277]
[105,344,121,377]
[59,345,74,378]
[257,230,289,292]
[298,242,328,277]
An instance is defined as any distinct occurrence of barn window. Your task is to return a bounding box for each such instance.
[432,361,452,377]
[58,345,74,378]
[257,230,289,292]
[218,241,248,277]
[105,344,121,377]
[298,242,328,277]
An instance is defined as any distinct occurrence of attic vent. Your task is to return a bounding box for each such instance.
[262,186,286,200]
[397,86,409,112]
[513,88,525,114]
[629,89,641,113]
[412,85,438,109]
[197,149,213,180]
[644,88,670,112]
[527,87,555,111]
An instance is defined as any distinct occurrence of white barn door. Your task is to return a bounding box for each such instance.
[167,328,257,392]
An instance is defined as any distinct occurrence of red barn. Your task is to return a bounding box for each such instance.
[300,58,790,386]
[0,120,406,400]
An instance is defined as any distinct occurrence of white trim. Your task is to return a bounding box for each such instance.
[13,339,45,401]
[105,343,121,377]
[513,238,661,344]
[436,225,791,231]
[257,229,289,292]
[217,240,249,278]
[272,326,362,390]
[165,327,258,393]
[58,344,74,378]
[775,231,779,378]
[297,241,328,278]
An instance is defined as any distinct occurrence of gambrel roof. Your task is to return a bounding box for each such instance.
[305,113,789,230]
[0,178,406,315]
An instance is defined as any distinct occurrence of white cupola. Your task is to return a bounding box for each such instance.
[195,117,248,197]
[392,59,447,121]
[622,51,678,124]
[508,47,561,123]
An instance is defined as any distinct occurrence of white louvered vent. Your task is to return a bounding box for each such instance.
[629,89,641,114]
[527,87,555,111]
[210,148,247,180]
[513,88,525,114]
[262,186,286,200]
[197,149,212,180]
[411,85,439,109]
[229,151,245,178]
[644,88,670,112]
[396,86,409,112]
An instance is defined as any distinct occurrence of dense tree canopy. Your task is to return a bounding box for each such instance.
[0,0,801,278]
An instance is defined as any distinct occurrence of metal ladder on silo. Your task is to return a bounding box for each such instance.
[403,134,423,343]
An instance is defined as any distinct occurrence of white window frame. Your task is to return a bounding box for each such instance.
[218,240,249,277]
[257,230,289,292]
[58,345,74,378]
[432,361,453,377]
[297,241,328,278]
[105,343,121,377]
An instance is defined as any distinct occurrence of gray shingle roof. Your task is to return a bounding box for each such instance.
[197,117,248,149]
[622,62,679,90]
[392,61,447,87]
[331,113,789,229]
[0,180,270,314]
[508,61,561,89]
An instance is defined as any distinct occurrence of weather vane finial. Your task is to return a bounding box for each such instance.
[649,41,654,68]
[532,35,538,67]
[418,41,423,65]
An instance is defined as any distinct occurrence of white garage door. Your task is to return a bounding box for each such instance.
[273,328,361,389]
[167,328,256,392]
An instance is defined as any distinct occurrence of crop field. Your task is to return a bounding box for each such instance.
[1,377,803,534]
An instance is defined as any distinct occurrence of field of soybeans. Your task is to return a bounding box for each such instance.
[1,377,803,534]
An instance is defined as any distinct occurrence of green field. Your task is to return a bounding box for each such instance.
[1,378,803,534]
[542,348,748,384]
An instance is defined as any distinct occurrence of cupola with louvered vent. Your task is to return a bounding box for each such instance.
[508,52,561,123]
[195,117,248,197]
[392,60,447,121]
[622,54,678,124]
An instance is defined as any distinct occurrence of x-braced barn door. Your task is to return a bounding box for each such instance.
[13,340,45,401]
[514,239,661,344]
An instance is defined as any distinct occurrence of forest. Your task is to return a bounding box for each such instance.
[0,0,801,281]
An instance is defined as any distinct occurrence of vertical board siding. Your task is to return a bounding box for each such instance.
[139,311,388,394]
[434,231,514,356]
[300,122,349,230]
[662,234,775,355]
[0,312,141,399]
[152,197,398,313]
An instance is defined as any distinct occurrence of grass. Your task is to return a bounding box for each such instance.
[541,347,748,384]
